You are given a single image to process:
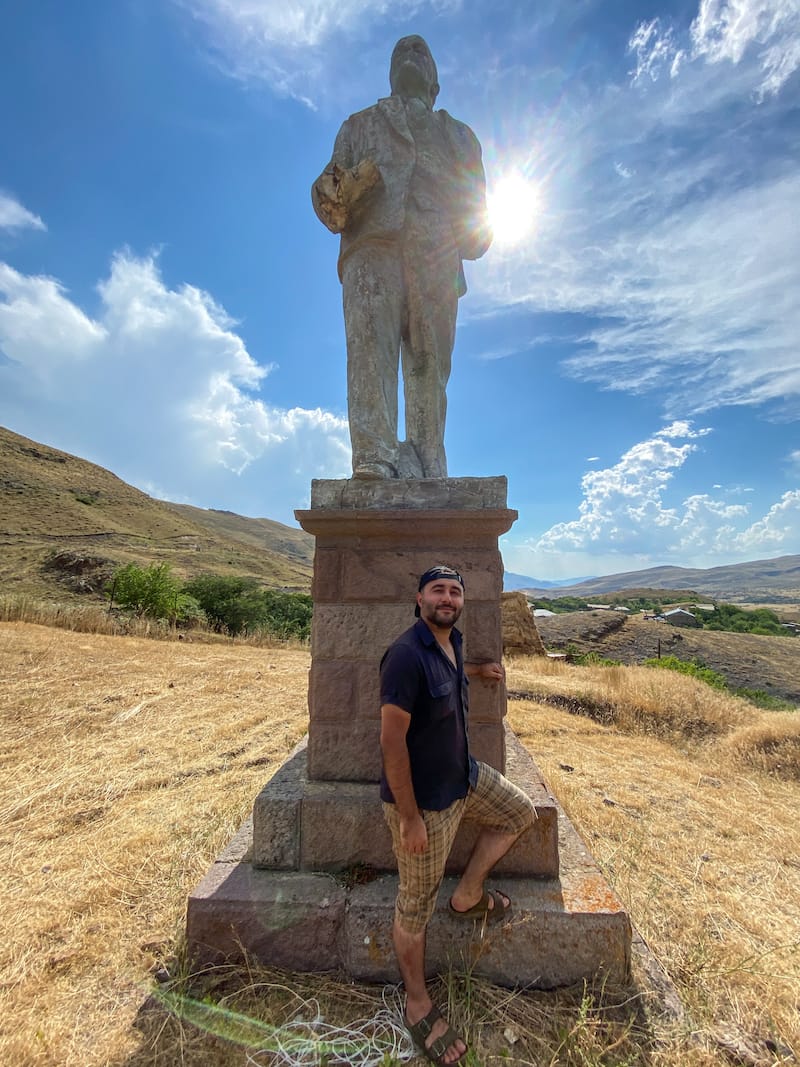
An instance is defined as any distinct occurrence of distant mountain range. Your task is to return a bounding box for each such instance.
[519,558,800,603]
[503,572,596,591]
[1,424,798,603]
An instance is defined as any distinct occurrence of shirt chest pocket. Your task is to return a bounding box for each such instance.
[426,675,456,720]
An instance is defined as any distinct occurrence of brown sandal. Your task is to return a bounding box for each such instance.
[405,1004,467,1064]
[449,887,512,924]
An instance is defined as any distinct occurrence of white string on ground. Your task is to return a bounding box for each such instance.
[244,985,415,1067]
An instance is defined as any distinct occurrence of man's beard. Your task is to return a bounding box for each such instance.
[421,603,462,627]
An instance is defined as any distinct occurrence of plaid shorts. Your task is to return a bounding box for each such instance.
[382,761,535,933]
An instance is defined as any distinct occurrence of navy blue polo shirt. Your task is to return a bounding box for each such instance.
[379,618,479,811]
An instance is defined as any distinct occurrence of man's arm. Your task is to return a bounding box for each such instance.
[464,661,505,683]
[380,703,428,854]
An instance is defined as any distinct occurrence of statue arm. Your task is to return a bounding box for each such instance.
[311,120,381,234]
[445,116,493,261]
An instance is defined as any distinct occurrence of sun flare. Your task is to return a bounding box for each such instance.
[487,173,540,248]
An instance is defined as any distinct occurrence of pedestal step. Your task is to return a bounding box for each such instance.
[187,797,630,988]
[252,730,559,879]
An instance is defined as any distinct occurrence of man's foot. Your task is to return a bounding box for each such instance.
[405,1003,467,1065]
[448,887,512,923]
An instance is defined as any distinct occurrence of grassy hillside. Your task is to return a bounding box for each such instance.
[536,610,800,703]
[1,624,797,1065]
[0,426,313,599]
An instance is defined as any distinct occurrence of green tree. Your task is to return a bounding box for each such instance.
[261,591,313,640]
[108,562,185,620]
[183,574,266,635]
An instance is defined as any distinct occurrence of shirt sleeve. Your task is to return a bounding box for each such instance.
[380,642,423,715]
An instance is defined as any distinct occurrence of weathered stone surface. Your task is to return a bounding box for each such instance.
[461,601,503,663]
[502,591,546,656]
[344,870,631,987]
[307,721,383,781]
[251,740,307,868]
[253,726,559,877]
[465,674,505,724]
[311,604,412,661]
[187,865,345,971]
[468,721,505,772]
[190,754,629,987]
[335,548,503,603]
[310,547,342,601]
[310,477,508,510]
[308,660,379,722]
[296,508,517,547]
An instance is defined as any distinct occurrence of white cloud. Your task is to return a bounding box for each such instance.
[628,0,800,97]
[725,489,800,551]
[177,0,457,102]
[789,449,800,471]
[503,424,799,576]
[0,192,46,233]
[0,264,106,372]
[628,18,684,85]
[478,65,800,421]
[691,0,800,96]
[536,424,710,555]
[0,252,349,520]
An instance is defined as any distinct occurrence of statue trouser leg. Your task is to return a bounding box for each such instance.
[341,245,404,476]
[401,228,459,479]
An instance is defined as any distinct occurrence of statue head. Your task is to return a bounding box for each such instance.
[390,35,439,108]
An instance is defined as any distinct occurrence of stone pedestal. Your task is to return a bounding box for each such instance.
[187,730,631,987]
[297,476,515,785]
[186,474,632,988]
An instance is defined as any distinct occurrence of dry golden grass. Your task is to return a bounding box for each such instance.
[1,622,310,1066]
[507,656,800,1063]
[2,628,798,1066]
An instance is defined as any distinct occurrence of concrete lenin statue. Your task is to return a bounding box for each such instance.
[312,35,492,480]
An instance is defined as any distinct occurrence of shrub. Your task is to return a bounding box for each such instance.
[107,562,189,622]
[184,574,266,635]
[643,655,728,690]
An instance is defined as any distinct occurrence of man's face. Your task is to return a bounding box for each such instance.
[390,36,437,104]
[417,578,464,629]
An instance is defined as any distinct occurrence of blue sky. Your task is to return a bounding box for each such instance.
[1,0,798,580]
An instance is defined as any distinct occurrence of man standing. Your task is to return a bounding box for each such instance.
[312,36,492,480]
[380,565,535,1064]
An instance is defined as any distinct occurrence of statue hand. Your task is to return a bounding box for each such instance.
[312,158,381,234]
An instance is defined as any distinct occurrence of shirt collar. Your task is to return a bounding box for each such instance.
[414,617,462,647]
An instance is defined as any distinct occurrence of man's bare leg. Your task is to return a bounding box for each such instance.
[393,919,466,1064]
[449,828,520,915]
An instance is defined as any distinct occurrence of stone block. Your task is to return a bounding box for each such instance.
[468,721,505,771]
[466,678,505,724]
[462,602,503,662]
[311,604,412,660]
[300,782,396,870]
[307,721,382,781]
[310,547,342,601]
[251,740,307,868]
[187,865,345,971]
[296,508,517,549]
[253,727,559,877]
[308,660,380,723]
[343,871,631,987]
[309,476,509,511]
[337,548,503,602]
